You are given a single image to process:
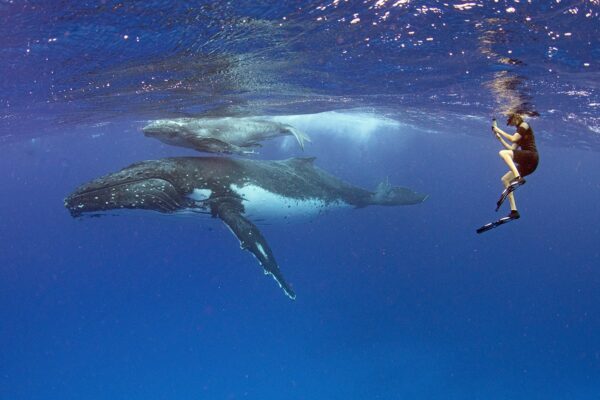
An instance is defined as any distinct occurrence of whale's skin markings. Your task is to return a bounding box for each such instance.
[229,183,350,221]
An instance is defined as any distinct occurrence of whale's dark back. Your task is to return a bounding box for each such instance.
[167,156,374,206]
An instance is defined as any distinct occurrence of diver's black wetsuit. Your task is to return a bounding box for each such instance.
[513,122,539,177]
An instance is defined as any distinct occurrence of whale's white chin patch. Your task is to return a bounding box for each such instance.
[230,184,349,222]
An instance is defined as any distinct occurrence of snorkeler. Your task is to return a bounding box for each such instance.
[477,113,539,234]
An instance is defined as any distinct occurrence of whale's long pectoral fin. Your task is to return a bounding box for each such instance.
[214,200,296,300]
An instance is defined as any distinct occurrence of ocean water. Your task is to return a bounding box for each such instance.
[1,1,599,399]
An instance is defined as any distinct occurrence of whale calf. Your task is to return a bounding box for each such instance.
[65,157,427,299]
[143,117,311,155]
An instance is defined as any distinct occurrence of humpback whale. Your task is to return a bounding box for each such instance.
[143,117,311,155]
[64,157,427,299]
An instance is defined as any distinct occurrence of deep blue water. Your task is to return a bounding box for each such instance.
[1,1,600,399]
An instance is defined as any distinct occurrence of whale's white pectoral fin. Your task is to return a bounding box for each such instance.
[214,200,296,300]
[287,126,312,150]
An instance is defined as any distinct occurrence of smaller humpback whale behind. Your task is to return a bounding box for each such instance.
[143,116,311,155]
[64,157,427,299]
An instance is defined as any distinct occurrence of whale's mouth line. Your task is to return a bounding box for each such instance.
[142,124,185,136]
[142,128,164,136]
[65,177,183,217]
[69,177,175,198]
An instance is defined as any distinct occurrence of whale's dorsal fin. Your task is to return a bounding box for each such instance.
[212,199,296,300]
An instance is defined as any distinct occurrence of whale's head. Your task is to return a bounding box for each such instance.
[65,160,188,217]
[142,119,195,146]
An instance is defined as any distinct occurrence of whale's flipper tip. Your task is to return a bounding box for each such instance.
[271,272,296,300]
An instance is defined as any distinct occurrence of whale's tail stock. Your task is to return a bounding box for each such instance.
[370,177,428,206]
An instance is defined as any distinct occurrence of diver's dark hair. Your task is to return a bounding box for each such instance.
[506,113,523,126]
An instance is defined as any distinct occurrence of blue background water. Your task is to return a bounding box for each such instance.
[1,1,599,399]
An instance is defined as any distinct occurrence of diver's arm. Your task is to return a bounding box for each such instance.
[496,133,516,150]
[493,126,521,142]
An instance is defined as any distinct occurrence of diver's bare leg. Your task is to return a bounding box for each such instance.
[501,171,517,211]
[499,150,520,178]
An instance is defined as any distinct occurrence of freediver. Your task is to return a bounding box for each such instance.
[493,113,539,217]
[477,113,539,234]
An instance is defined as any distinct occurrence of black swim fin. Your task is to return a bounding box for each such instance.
[476,211,520,234]
[495,178,526,211]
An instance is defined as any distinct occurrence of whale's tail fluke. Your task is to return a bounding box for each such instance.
[370,177,428,206]
[286,126,312,150]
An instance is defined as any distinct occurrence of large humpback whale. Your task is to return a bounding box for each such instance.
[64,157,427,299]
[143,117,311,155]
